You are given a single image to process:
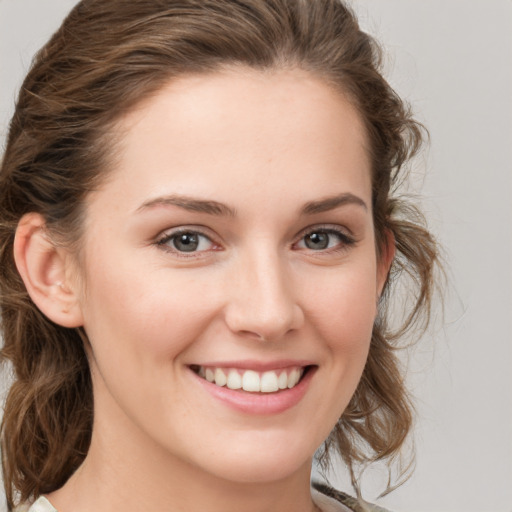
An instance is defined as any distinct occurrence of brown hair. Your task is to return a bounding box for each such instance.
[0,0,439,508]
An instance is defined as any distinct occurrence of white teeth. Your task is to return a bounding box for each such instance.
[288,368,301,388]
[214,368,227,387]
[260,371,279,393]
[278,371,288,390]
[198,366,306,393]
[242,370,260,392]
[227,369,242,390]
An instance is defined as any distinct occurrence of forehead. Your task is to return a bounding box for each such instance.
[96,68,371,217]
[120,67,369,153]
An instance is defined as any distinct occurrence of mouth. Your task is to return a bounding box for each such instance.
[189,365,312,394]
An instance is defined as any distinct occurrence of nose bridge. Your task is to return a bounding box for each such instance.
[225,242,303,341]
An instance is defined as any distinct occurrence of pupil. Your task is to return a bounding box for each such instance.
[306,232,328,250]
[174,233,199,252]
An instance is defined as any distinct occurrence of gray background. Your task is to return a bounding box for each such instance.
[1,1,511,511]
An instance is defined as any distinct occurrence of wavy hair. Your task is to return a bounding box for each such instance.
[0,0,440,508]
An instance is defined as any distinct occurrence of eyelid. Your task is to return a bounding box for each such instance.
[155,226,222,256]
[152,223,356,257]
[295,223,354,239]
[293,224,356,251]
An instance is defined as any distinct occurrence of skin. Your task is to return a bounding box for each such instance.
[17,68,393,512]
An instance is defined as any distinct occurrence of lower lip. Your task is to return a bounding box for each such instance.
[190,367,316,415]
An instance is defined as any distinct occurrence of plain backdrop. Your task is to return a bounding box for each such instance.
[1,1,511,511]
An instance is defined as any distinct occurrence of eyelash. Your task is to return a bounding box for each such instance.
[293,225,356,254]
[155,225,355,257]
[155,228,218,257]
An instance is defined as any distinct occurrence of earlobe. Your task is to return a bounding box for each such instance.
[14,213,84,328]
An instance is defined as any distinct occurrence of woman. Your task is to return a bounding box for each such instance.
[0,1,439,511]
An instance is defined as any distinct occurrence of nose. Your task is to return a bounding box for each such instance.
[223,248,304,342]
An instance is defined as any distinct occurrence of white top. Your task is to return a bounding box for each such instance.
[17,497,56,512]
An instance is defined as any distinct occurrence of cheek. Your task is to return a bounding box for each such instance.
[79,246,209,365]
[305,261,378,346]
[78,260,222,429]
[303,258,378,407]
[83,272,213,362]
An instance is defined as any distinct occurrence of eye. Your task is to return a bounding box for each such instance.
[295,228,354,252]
[157,229,216,253]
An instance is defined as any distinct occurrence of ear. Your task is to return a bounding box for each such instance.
[376,229,396,298]
[14,213,84,328]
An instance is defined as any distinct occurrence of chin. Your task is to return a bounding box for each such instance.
[202,454,311,485]
[182,430,318,485]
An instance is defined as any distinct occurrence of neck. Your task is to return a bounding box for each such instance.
[47,406,319,512]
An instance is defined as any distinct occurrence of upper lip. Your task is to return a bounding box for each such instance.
[189,359,315,371]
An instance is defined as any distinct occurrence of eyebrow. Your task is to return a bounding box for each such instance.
[137,195,237,217]
[136,192,367,217]
[301,193,368,215]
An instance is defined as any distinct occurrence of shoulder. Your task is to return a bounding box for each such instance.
[14,497,58,512]
[312,481,393,512]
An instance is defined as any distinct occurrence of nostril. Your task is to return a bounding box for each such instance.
[237,329,287,343]
[239,330,269,342]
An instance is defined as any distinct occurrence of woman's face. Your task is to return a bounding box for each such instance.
[75,68,389,484]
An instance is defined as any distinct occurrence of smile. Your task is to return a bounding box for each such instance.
[191,365,307,393]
